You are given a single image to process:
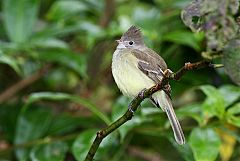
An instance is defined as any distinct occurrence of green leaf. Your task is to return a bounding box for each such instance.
[132,7,161,30]
[219,85,240,107]
[111,96,130,121]
[223,38,240,85]
[0,104,21,142]
[72,130,96,161]
[47,0,87,21]
[199,85,225,119]
[226,103,240,127]
[0,51,21,75]
[47,113,85,135]
[111,96,142,140]
[25,92,72,105]
[37,49,87,78]
[72,129,118,161]
[162,30,203,51]
[46,112,99,136]
[79,22,104,37]
[24,92,111,125]
[68,97,111,125]
[32,21,104,46]
[177,103,204,126]
[31,38,69,49]
[30,141,68,161]
[2,0,40,43]
[170,140,194,161]
[189,128,221,161]
[44,68,79,89]
[14,107,53,160]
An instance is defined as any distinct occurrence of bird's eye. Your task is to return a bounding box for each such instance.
[129,41,134,45]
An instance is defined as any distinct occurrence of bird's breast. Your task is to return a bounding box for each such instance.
[112,49,155,97]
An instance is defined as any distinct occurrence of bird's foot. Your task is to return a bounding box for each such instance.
[128,89,146,113]
[163,84,172,99]
[128,105,134,113]
[163,69,173,77]
[163,84,171,93]
[138,88,147,99]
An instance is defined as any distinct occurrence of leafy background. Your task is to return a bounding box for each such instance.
[0,0,239,161]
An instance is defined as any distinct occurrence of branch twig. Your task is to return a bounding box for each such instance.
[0,64,51,103]
[100,0,115,27]
[84,60,212,161]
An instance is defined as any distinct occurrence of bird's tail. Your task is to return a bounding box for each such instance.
[152,91,185,145]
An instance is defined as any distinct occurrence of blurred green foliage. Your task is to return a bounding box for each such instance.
[0,0,239,161]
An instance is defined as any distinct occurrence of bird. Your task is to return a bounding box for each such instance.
[111,25,185,145]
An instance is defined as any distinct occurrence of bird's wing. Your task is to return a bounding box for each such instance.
[131,48,167,83]
[131,48,171,99]
[131,49,184,145]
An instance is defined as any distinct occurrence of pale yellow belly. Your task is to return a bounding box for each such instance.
[112,50,155,97]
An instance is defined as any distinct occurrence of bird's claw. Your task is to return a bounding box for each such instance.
[128,105,134,113]
[138,88,147,99]
[128,88,146,114]
[163,69,173,77]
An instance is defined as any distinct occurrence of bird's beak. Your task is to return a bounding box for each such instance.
[116,39,121,43]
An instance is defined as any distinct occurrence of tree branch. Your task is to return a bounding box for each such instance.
[100,0,115,28]
[84,60,212,161]
[0,64,51,103]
